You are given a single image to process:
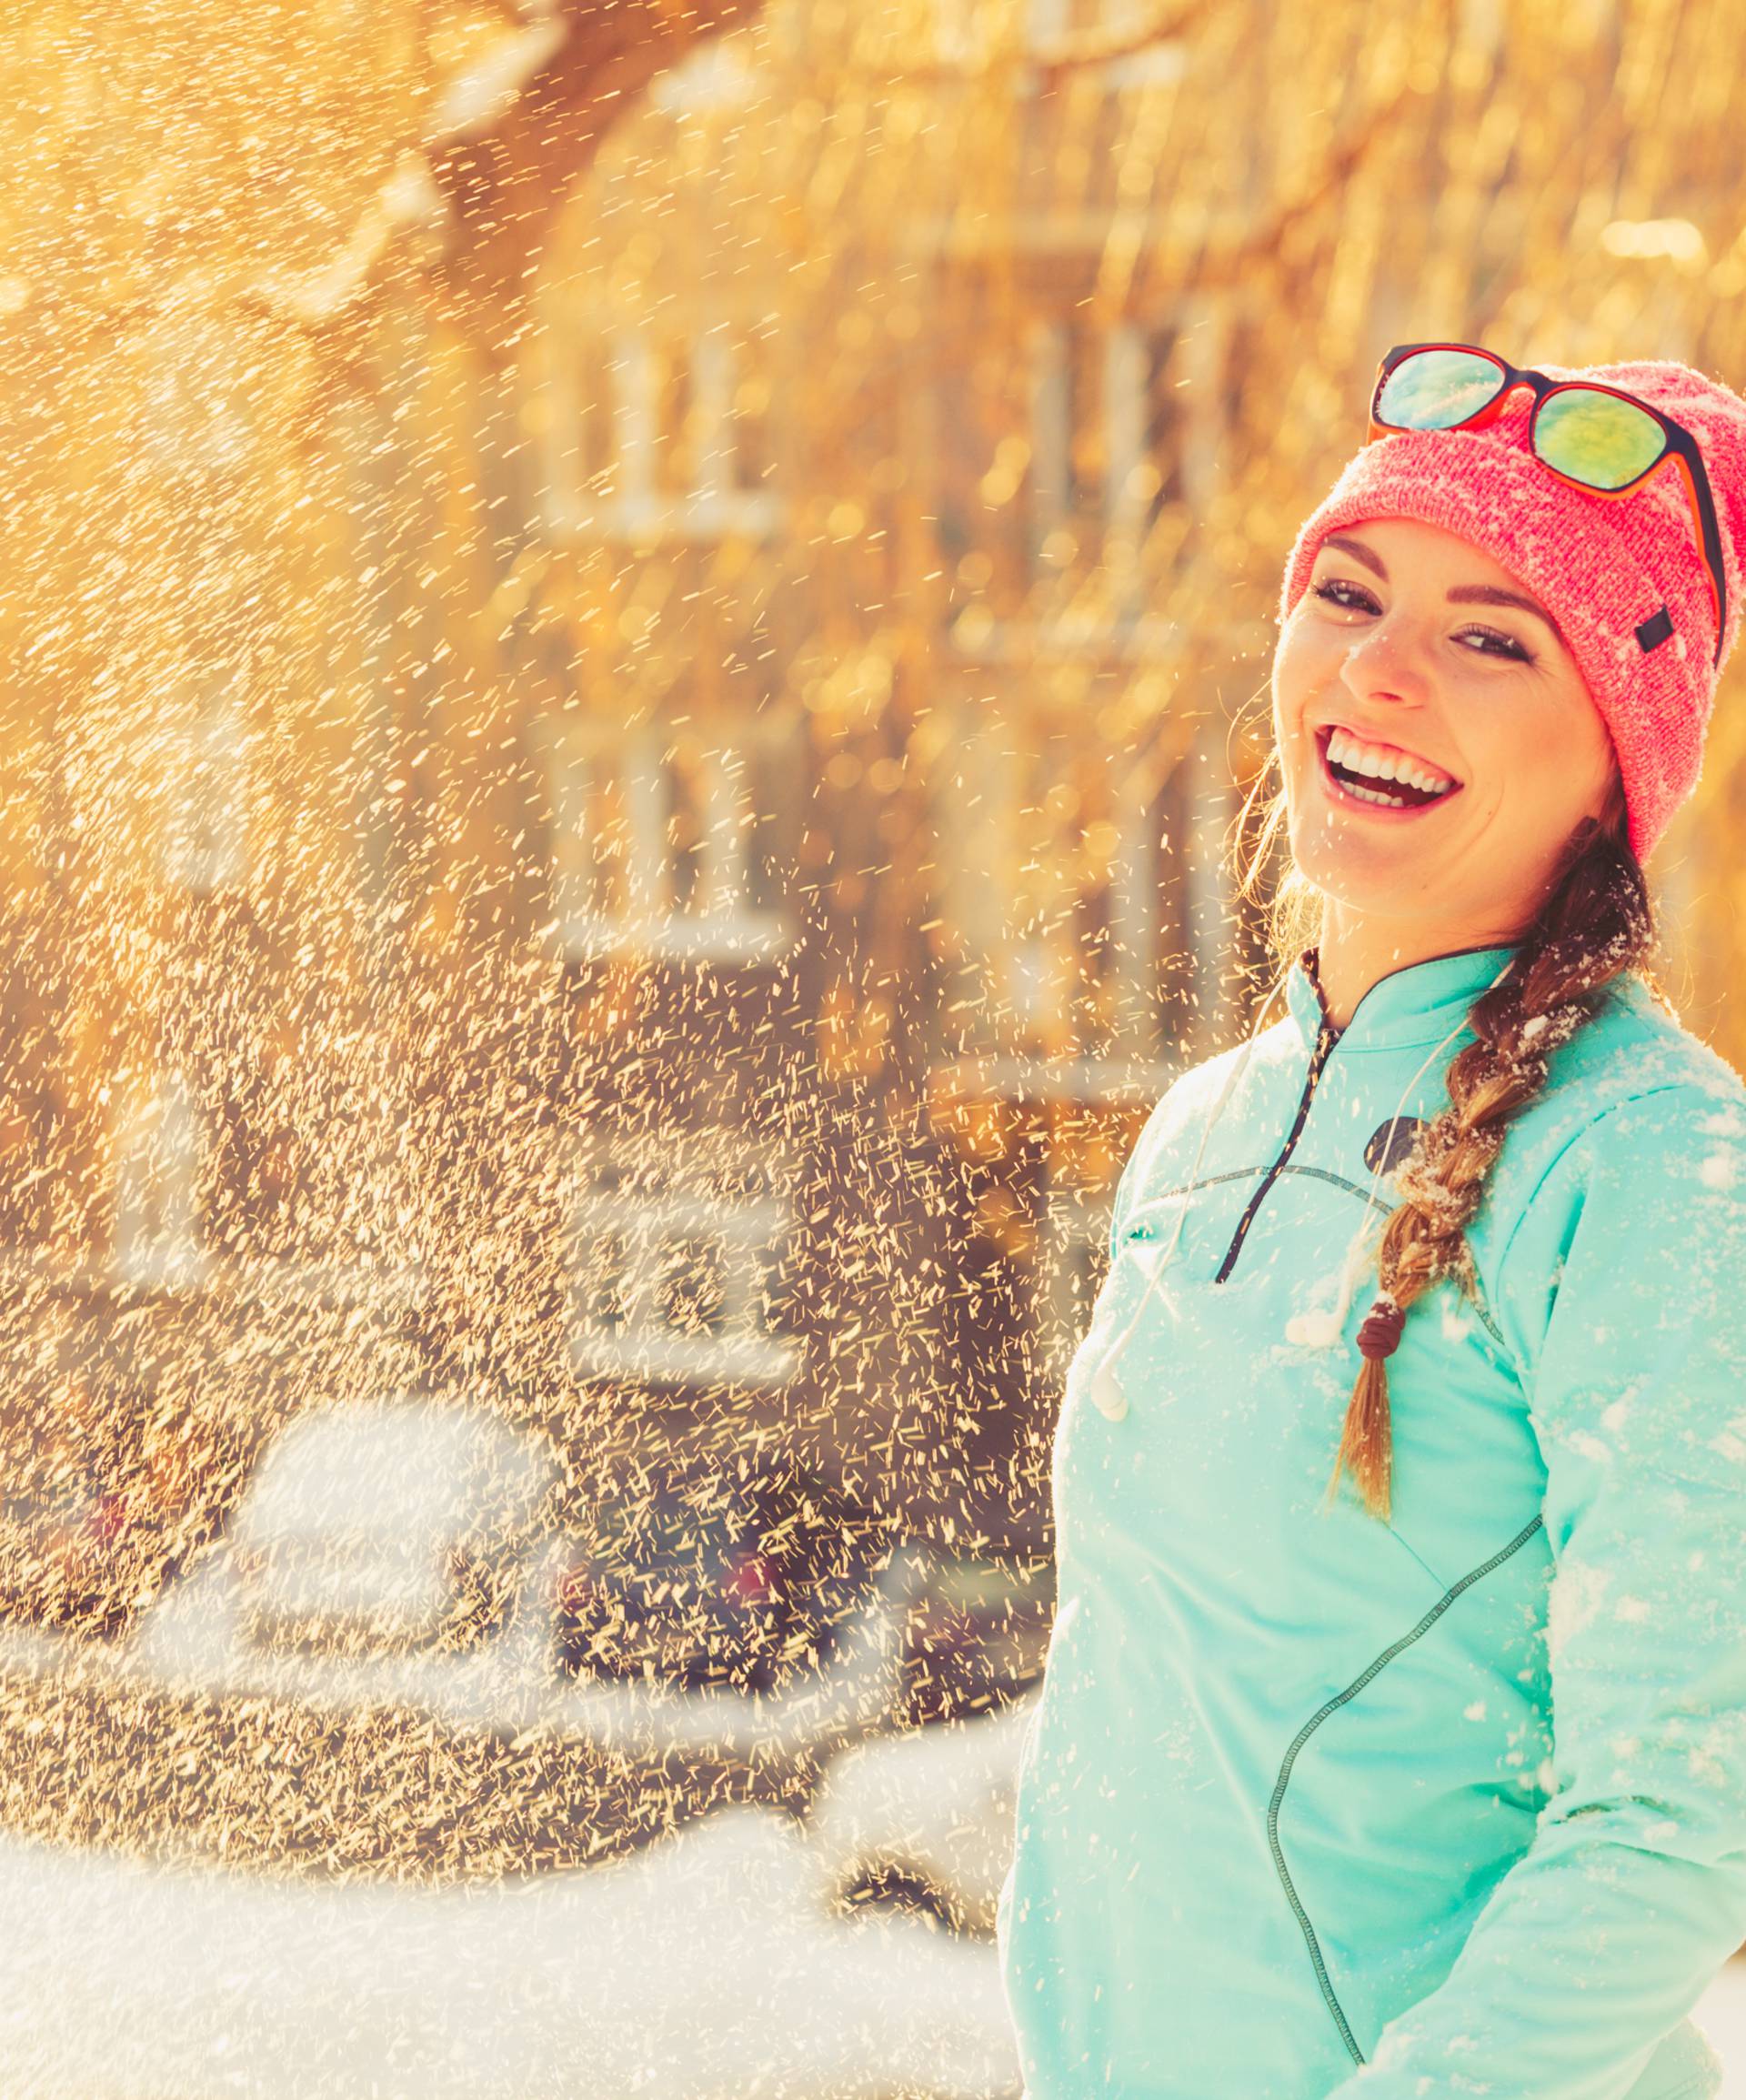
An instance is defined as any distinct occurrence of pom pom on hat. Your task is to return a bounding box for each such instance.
[1278,357,1746,863]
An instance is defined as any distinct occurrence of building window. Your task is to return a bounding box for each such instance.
[112,1071,209,1290]
[1105,322,1186,539]
[1027,317,1099,566]
[570,340,619,505]
[553,328,781,541]
[548,718,795,964]
[163,681,251,894]
[728,333,775,497]
[1028,316,1185,578]
[932,710,1229,1076]
[568,1131,798,1388]
[647,337,701,501]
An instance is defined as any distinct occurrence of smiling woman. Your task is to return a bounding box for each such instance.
[998,351,1746,2100]
[1275,514,1619,1018]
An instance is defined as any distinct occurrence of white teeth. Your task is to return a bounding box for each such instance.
[1324,725,1457,797]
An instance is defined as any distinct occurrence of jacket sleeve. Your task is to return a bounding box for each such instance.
[1322,1081,1746,2100]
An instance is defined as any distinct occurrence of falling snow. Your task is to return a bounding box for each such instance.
[6,1,1746,2095]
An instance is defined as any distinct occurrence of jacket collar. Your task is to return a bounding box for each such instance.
[1285,941,1520,1054]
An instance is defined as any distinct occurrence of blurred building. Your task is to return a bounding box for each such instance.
[3,0,1745,1672]
[502,5,1278,1560]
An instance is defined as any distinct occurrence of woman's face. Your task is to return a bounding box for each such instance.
[1271,516,1619,944]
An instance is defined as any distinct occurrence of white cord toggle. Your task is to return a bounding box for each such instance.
[1284,1306,1347,1350]
[1090,1359,1129,1422]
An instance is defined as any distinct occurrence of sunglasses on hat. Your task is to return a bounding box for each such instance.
[1367,342,1727,668]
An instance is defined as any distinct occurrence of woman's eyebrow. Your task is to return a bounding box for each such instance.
[1321,533,1561,635]
[1446,581,1561,634]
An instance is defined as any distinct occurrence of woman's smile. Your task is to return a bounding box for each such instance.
[1312,722,1466,819]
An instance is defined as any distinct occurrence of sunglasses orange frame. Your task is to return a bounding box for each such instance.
[1368,342,1728,669]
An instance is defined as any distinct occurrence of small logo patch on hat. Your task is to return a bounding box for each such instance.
[1635,604,1675,653]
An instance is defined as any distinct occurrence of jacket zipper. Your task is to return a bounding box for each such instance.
[1212,1015,1340,1283]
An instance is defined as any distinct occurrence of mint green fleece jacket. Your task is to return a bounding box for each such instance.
[997,942,1746,2100]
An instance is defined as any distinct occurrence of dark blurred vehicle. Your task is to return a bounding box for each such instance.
[898,1551,1053,1725]
[551,1459,887,1696]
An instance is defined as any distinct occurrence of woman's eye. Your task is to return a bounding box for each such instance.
[1309,578,1534,663]
[1456,623,1534,663]
[1310,577,1374,613]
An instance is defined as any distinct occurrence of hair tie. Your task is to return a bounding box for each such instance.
[1357,1296,1405,1361]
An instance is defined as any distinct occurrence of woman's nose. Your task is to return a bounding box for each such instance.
[1338,614,1434,701]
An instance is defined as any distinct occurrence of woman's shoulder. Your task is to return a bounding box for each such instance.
[1482,970,1746,1251]
[1125,1015,1303,1160]
[1108,1020,1300,1209]
[1478,974,1746,1382]
[1568,968,1742,1088]
[1533,969,1744,1131]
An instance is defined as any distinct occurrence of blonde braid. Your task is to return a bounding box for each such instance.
[1327,784,1655,1521]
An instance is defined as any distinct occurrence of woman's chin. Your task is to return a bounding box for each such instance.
[1286,807,1452,895]
[1286,815,1520,945]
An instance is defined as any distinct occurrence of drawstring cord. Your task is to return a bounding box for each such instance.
[1083,952,1519,1423]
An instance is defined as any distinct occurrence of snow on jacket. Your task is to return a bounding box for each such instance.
[997,940,1746,2100]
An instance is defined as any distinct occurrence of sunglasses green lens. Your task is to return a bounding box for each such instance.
[1534,387,1667,491]
[1375,348,1505,428]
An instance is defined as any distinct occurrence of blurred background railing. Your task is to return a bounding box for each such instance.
[3,1,1746,2093]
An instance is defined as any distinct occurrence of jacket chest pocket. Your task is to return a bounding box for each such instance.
[1115,1176,1261,1284]
[1084,1193,1216,1357]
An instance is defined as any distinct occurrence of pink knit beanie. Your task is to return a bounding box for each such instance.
[1278,357,1746,862]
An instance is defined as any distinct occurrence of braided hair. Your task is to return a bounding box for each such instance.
[1323,767,1660,1520]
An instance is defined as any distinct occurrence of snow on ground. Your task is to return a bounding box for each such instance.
[808,1693,1030,1937]
[0,1399,1032,2098]
[3,1395,1741,2100]
[2,1769,1743,2098]
[0,1804,1020,2100]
